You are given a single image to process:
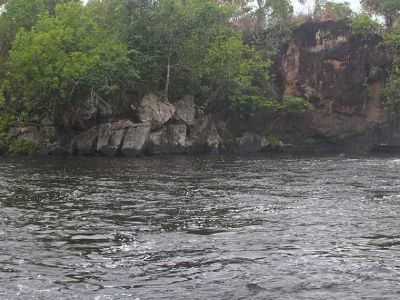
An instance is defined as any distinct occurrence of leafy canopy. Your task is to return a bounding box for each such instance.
[4,2,135,121]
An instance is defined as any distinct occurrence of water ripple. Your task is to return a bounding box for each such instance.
[1,155,400,299]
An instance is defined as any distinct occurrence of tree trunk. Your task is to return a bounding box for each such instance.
[164,55,171,100]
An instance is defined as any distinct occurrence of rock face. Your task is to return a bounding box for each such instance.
[96,120,134,156]
[10,126,42,144]
[138,94,176,129]
[69,120,152,156]
[73,127,98,155]
[62,96,113,130]
[97,123,112,154]
[121,123,151,156]
[191,116,223,153]
[237,132,269,154]
[148,124,188,154]
[9,125,57,150]
[280,20,391,141]
[16,20,394,157]
[174,95,196,126]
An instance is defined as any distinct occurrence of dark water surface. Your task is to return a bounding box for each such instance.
[1,155,400,299]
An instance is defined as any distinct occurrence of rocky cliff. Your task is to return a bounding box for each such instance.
[280,20,391,144]
[10,20,397,156]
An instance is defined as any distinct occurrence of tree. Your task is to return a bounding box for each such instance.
[104,0,236,99]
[191,30,271,109]
[0,0,79,56]
[323,2,353,20]
[252,0,293,34]
[146,0,273,106]
[361,0,400,28]
[3,2,135,123]
[351,14,382,37]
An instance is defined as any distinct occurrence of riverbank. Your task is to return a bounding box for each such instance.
[3,20,397,158]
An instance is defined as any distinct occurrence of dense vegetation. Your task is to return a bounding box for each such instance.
[0,0,296,128]
[0,0,399,153]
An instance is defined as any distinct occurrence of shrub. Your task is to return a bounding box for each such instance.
[9,139,38,155]
[280,96,312,113]
[351,15,383,37]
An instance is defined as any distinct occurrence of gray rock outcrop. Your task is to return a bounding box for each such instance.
[191,116,223,153]
[237,132,269,153]
[96,120,135,156]
[138,94,176,129]
[174,95,196,126]
[73,127,98,155]
[121,123,151,156]
[148,124,188,154]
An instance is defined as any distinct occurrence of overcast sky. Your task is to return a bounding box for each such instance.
[293,0,361,14]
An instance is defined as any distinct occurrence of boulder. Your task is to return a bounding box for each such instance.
[138,94,175,129]
[103,128,125,156]
[148,124,188,154]
[46,143,70,156]
[121,123,151,156]
[205,124,223,153]
[148,128,168,154]
[73,127,98,155]
[237,132,269,154]
[191,116,223,153]
[174,95,196,126]
[97,123,112,153]
[168,124,188,150]
[96,120,136,156]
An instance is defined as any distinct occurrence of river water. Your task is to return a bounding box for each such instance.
[1,155,400,299]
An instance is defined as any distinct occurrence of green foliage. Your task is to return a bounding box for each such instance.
[384,23,400,117]
[0,114,15,154]
[351,14,383,37]
[0,0,79,55]
[384,77,400,114]
[8,139,38,155]
[281,96,313,113]
[4,2,135,122]
[265,134,282,147]
[385,23,400,51]
[231,94,311,114]
[198,32,270,88]
[380,20,400,126]
[361,0,400,28]
[0,114,15,134]
[323,2,353,20]
[232,96,280,113]
[0,0,366,137]
[4,0,48,29]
